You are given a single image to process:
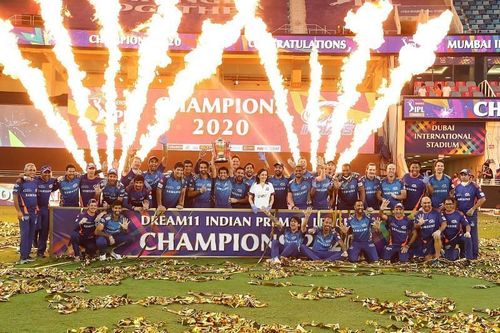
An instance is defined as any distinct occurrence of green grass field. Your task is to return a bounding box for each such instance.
[0,207,498,332]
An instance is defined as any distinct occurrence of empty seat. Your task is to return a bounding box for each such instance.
[469,86,480,92]
[451,91,462,97]
[425,80,434,87]
[462,91,472,97]
[489,81,498,86]
[459,86,469,92]
[472,91,484,97]
[446,81,455,87]
[466,81,476,87]
[456,81,466,87]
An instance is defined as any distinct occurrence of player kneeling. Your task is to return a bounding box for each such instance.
[408,196,443,261]
[340,201,379,263]
[70,199,106,260]
[95,201,133,260]
[436,198,473,261]
[269,210,310,265]
[377,201,413,263]
[300,216,348,261]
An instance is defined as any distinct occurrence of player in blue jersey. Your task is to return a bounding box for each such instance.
[188,161,213,208]
[229,167,249,208]
[453,169,486,259]
[288,157,315,182]
[13,163,39,264]
[269,209,310,264]
[34,165,58,257]
[157,162,186,210]
[182,160,195,208]
[301,215,348,261]
[58,164,81,207]
[311,163,332,210]
[143,156,165,208]
[95,201,132,260]
[209,153,233,209]
[402,161,426,211]
[408,196,443,261]
[123,175,151,211]
[121,155,142,188]
[377,163,406,209]
[333,163,364,211]
[70,199,106,260]
[287,165,312,210]
[339,200,379,263]
[360,163,381,210]
[243,162,256,187]
[427,160,453,209]
[437,197,473,260]
[377,200,413,263]
[95,169,125,209]
[268,162,288,209]
[79,163,103,207]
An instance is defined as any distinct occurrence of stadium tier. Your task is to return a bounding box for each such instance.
[454,0,500,33]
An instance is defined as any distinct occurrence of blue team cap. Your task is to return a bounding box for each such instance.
[459,168,471,175]
[41,165,52,173]
[148,156,159,162]
[394,203,404,209]
[108,168,118,175]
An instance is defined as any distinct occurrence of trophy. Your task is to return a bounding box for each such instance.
[212,138,230,163]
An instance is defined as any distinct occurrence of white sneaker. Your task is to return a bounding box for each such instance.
[99,254,107,261]
[18,259,29,265]
[110,251,122,260]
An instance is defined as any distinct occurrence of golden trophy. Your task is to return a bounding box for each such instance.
[212,138,230,163]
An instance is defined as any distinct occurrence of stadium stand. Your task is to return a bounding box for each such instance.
[453,0,500,33]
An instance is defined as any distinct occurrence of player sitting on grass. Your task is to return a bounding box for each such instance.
[95,201,132,260]
[268,209,310,265]
[339,200,379,263]
[376,200,413,263]
[300,215,348,261]
[70,199,106,261]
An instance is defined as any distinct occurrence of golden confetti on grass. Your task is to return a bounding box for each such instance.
[67,316,168,333]
[289,286,353,300]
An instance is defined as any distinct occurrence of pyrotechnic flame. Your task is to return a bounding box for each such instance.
[324,0,393,162]
[0,20,86,169]
[88,0,122,170]
[336,10,452,168]
[136,0,258,160]
[117,0,182,173]
[35,0,101,169]
[244,15,301,164]
[305,46,323,170]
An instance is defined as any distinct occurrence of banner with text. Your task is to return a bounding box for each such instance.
[1,90,376,154]
[405,121,486,155]
[403,98,500,120]
[51,208,329,257]
[10,26,500,54]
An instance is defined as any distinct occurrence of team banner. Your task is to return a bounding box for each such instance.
[0,89,376,154]
[51,208,319,257]
[403,98,500,120]
[405,121,486,155]
[10,26,500,54]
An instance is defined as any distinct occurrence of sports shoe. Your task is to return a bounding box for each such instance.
[99,254,107,261]
[18,259,29,265]
[26,256,35,262]
[110,251,122,260]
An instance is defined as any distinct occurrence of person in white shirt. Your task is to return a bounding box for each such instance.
[418,83,427,96]
[442,82,451,97]
[249,169,275,213]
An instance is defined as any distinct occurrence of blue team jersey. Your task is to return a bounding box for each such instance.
[143,164,165,207]
[268,176,288,209]
[428,174,452,208]
[192,176,213,208]
[213,178,232,208]
[13,179,38,213]
[99,214,128,235]
[244,176,256,188]
[380,177,404,209]
[312,177,331,210]
[288,178,312,209]
[183,174,195,208]
[454,182,485,218]
[312,228,340,251]
[79,174,102,207]
[120,169,141,188]
[99,180,125,206]
[347,214,373,242]
[414,209,441,239]
[75,212,98,239]
[337,174,362,210]
[59,176,81,207]
[158,175,184,208]
[441,211,469,240]
[386,216,413,246]
[402,173,426,210]
[230,178,249,208]
[124,187,151,209]
[283,228,303,247]
[36,177,58,208]
[290,170,315,182]
[361,175,381,209]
